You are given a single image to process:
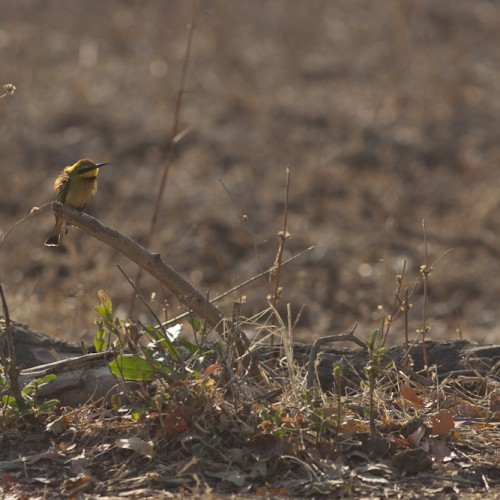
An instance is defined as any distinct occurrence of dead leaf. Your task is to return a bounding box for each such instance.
[456,403,487,418]
[341,420,371,434]
[62,475,91,496]
[246,434,287,460]
[400,383,424,408]
[255,487,289,495]
[204,364,222,376]
[70,451,88,475]
[408,425,426,447]
[46,415,69,435]
[115,437,155,458]
[431,410,454,437]
[489,392,500,412]
[156,407,190,440]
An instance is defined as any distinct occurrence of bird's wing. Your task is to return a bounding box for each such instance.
[56,177,71,203]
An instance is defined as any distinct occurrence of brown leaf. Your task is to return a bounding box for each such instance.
[62,475,91,496]
[456,403,487,418]
[489,392,500,412]
[431,410,454,437]
[400,383,424,408]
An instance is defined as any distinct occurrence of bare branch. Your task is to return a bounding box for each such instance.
[53,203,226,334]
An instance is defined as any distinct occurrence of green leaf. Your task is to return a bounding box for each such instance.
[22,374,56,396]
[145,326,181,361]
[94,336,107,352]
[190,317,203,333]
[179,338,199,354]
[367,329,380,349]
[37,399,59,413]
[2,395,17,407]
[95,290,114,323]
[109,355,160,381]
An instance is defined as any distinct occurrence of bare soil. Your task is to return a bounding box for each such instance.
[1,1,500,345]
[1,1,500,498]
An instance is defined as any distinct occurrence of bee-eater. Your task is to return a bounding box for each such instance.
[44,158,110,246]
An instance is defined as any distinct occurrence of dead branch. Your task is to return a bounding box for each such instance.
[53,203,227,335]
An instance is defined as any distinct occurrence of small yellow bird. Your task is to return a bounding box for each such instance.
[44,158,110,246]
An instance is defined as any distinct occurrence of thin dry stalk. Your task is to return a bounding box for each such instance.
[403,287,410,353]
[163,246,314,328]
[419,220,431,370]
[270,166,292,347]
[129,0,197,317]
[53,203,225,334]
[0,284,23,406]
[0,203,51,252]
[218,178,268,289]
[381,260,407,345]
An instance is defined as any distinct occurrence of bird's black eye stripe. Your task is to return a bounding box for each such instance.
[78,166,97,175]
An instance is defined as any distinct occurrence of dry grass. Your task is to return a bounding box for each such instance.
[1,2,500,496]
[1,303,498,497]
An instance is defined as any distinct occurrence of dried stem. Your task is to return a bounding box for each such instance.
[129,0,197,316]
[0,284,23,405]
[270,166,291,347]
[164,245,314,328]
[0,203,51,253]
[419,219,431,370]
[54,203,226,335]
[381,260,407,345]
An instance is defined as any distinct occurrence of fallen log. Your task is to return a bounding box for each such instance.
[3,324,499,406]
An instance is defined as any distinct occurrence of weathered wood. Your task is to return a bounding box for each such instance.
[291,339,500,390]
[2,324,499,406]
[0,322,82,368]
[19,352,120,407]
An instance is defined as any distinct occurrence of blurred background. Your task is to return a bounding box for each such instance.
[1,0,499,345]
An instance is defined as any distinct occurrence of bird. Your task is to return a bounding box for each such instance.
[44,158,110,246]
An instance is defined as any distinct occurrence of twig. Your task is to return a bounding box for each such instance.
[0,203,51,252]
[117,264,167,338]
[54,203,227,335]
[116,264,180,374]
[270,165,291,347]
[129,0,197,316]
[306,323,433,390]
[381,260,406,345]
[0,285,24,405]
[164,245,314,327]
[419,220,431,370]
[307,324,361,389]
[218,178,269,293]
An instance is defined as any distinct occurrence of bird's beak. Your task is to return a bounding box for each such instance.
[77,162,111,175]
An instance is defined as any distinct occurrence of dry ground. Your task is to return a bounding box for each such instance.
[1,4,500,496]
[2,1,500,345]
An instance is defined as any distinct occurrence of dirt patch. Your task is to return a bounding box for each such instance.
[2,1,500,344]
[1,4,500,495]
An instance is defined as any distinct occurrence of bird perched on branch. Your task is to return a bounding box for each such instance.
[44,158,110,246]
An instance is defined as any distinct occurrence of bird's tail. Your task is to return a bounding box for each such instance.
[44,216,65,246]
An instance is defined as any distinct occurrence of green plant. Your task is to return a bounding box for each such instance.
[0,368,58,423]
[363,329,391,436]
